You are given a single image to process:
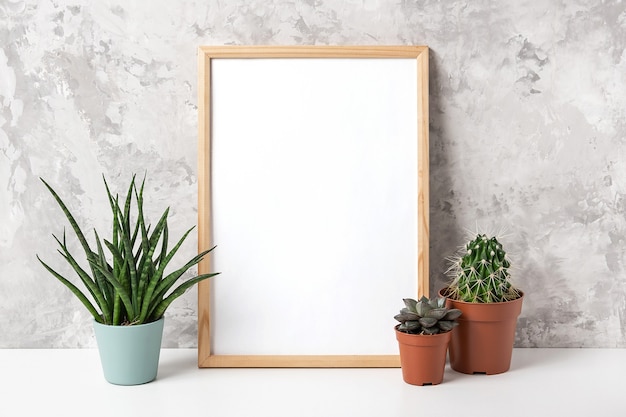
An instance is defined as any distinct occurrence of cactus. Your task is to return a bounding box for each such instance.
[446,234,520,303]
[394,296,461,335]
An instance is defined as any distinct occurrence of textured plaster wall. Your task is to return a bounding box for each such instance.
[1,0,625,348]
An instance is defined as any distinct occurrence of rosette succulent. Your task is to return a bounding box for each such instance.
[394,296,461,335]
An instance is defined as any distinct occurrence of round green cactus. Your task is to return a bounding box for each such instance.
[446,234,520,303]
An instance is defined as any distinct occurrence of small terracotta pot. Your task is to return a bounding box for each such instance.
[395,325,452,385]
[439,288,524,375]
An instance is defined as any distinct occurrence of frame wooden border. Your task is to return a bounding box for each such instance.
[198,45,429,367]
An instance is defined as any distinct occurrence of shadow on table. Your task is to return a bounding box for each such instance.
[156,350,197,381]
[509,347,581,372]
[439,348,580,382]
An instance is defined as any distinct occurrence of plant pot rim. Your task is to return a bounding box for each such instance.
[395,324,453,348]
[394,324,453,337]
[93,316,165,328]
[438,287,524,306]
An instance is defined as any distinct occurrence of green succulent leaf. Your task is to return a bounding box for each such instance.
[422,326,440,335]
[443,309,462,320]
[395,310,420,322]
[403,321,421,331]
[427,297,446,309]
[438,320,457,332]
[37,255,103,323]
[425,308,448,320]
[415,300,432,316]
[403,298,418,313]
[418,317,437,328]
[150,272,219,320]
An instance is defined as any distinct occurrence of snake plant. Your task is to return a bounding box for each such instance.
[37,174,219,326]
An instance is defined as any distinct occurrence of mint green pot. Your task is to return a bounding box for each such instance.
[93,317,165,385]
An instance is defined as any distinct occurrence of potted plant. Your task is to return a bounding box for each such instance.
[439,233,523,375]
[37,174,219,385]
[394,296,461,385]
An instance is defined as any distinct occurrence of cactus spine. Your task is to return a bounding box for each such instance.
[447,234,520,303]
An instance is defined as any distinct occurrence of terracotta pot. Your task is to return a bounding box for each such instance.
[395,325,452,385]
[439,288,524,375]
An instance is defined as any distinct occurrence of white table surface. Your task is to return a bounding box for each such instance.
[1,348,623,416]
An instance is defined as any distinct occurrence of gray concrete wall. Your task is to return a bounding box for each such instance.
[2,0,624,347]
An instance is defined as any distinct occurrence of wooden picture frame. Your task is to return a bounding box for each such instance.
[198,46,429,368]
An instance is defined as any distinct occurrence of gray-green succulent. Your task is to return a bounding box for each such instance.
[37,174,219,326]
[394,296,461,335]
[446,233,520,303]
